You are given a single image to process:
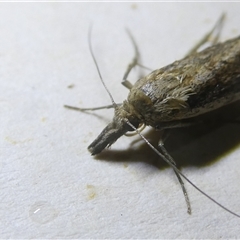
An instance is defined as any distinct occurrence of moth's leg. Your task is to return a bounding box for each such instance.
[155,118,201,131]
[158,131,191,214]
[121,29,140,90]
[185,13,225,57]
[122,30,153,90]
[64,103,121,112]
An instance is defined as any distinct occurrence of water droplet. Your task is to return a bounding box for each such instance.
[29,201,58,224]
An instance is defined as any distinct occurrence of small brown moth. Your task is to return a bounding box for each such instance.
[65,14,240,217]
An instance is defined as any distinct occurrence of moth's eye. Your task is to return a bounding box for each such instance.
[129,120,141,130]
[125,123,146,137]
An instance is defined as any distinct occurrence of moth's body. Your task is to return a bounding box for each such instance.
[64,15,240,217]
[88,36,240,155]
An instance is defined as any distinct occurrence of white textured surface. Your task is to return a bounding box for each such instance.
[1,2,240,239]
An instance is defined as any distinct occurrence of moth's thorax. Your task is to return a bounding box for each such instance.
[125,89,152,120]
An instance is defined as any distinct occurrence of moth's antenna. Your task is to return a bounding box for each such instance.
[88,25,117,108]
[125,119,240,218]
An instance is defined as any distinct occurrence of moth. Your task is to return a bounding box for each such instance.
[65,14,240,217]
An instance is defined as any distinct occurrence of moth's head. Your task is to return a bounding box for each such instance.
[88,105,141,155]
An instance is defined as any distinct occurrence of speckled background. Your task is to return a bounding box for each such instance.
[1,2,240,238]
